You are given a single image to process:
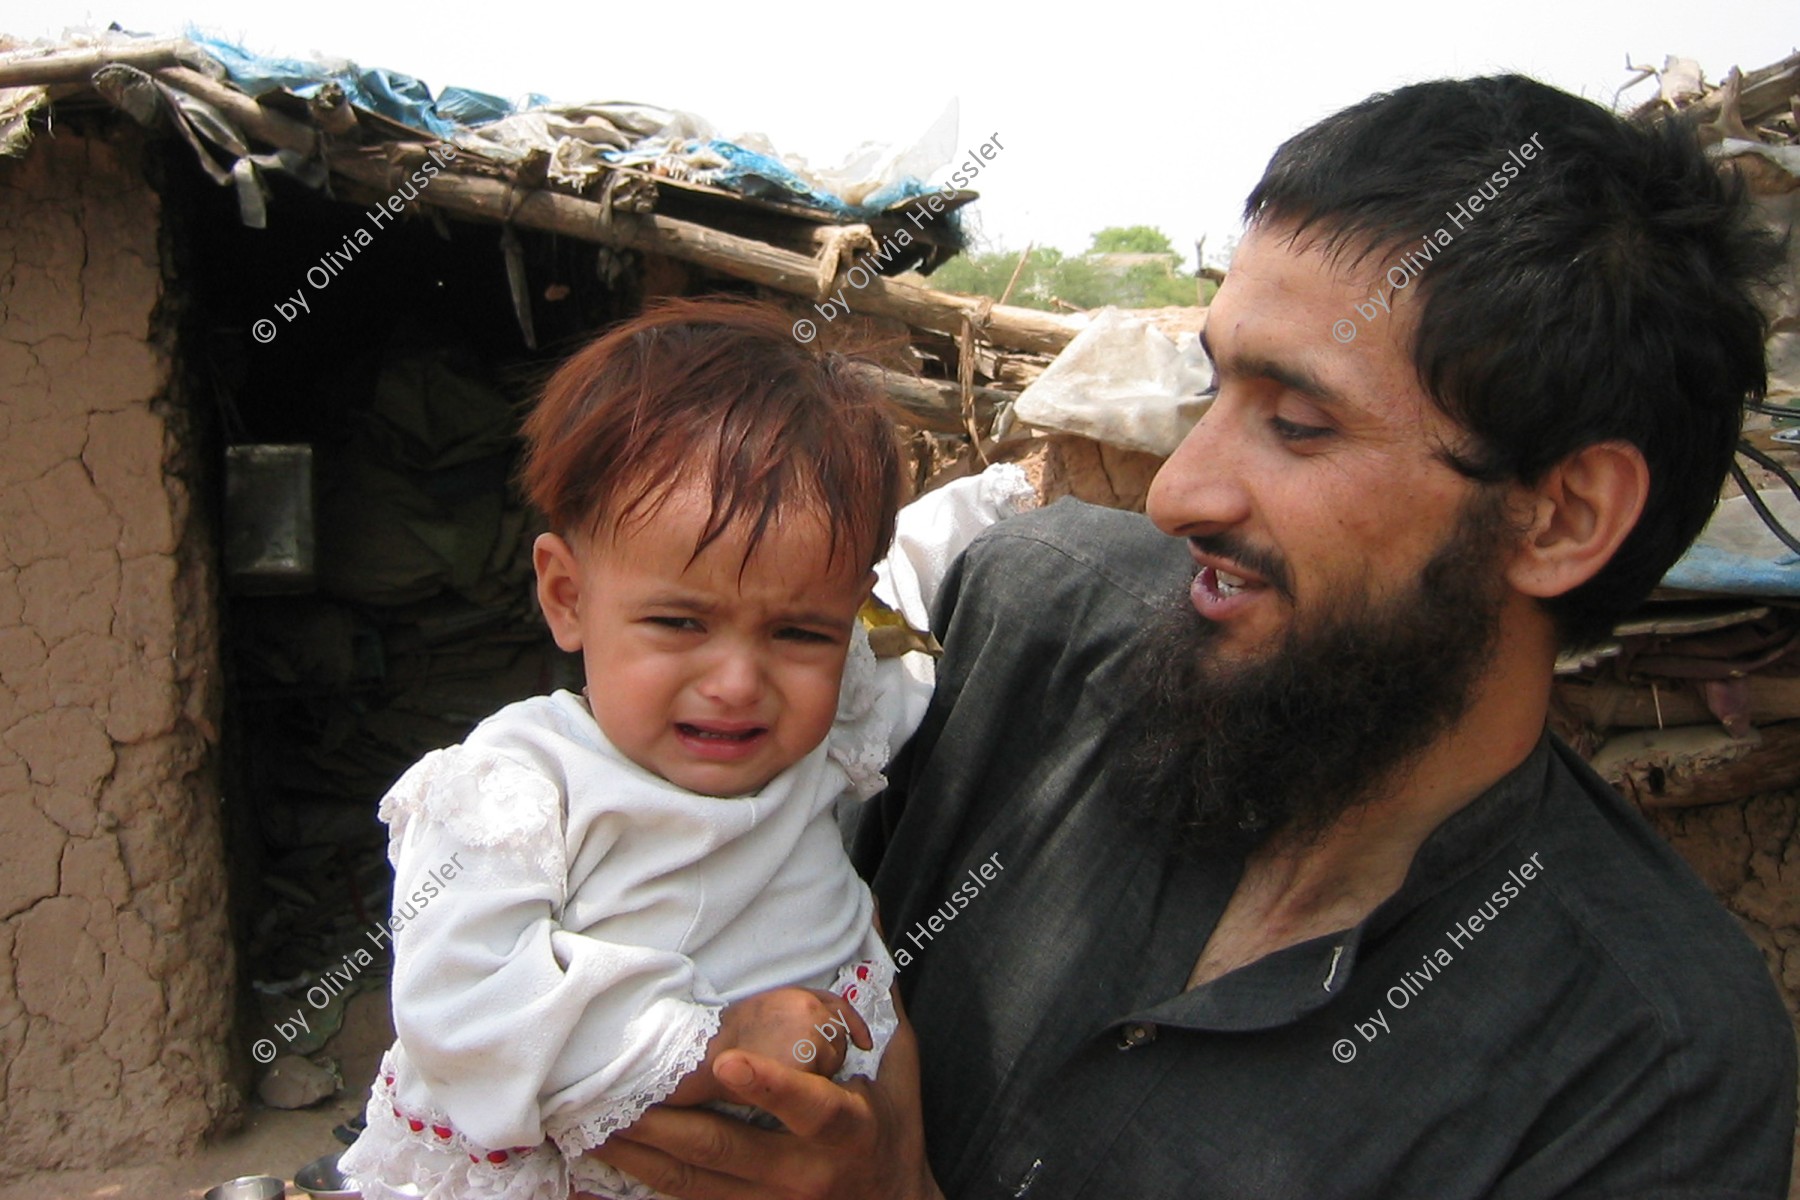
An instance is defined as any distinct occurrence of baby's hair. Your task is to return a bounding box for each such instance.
[521,295,904,574]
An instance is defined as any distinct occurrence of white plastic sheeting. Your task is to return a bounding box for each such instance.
[1012,307,1213,456]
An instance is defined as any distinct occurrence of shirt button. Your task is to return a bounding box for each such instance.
[1117,1021,1157,1049]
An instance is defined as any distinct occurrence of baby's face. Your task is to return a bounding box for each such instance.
[536,482,871,797]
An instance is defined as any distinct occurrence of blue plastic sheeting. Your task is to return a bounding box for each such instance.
[187,31,512,138]
[186,33,941,222]
[1661,543,1800,597]
[605,139,939,221]
[1660,490,1800,599]
[700,141,852,214]
[438,87,531,127]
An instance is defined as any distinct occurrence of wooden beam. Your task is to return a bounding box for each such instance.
[0,39,202,88]
[1596,721,1800,809]
[1557,675,1800,731]
[1630,51,1800,130]
[851,365,1009,436]
[392,167,1080,354]
[155,65,318,154]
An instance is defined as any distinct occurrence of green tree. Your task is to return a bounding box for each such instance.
[1087,225,1178,257]
[927,227,1213,311]
[929,248,1029,299]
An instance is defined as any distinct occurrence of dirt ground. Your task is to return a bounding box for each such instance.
[0,988,391,1199]
[0,1096,360,1199]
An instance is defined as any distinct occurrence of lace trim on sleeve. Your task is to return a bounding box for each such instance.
[827,623,890,802]
[343,1051,570,1200]
[544,1002,723,1157]
[830,950,900,1083]
[378,744,565,879]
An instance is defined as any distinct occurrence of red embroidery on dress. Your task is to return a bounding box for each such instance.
[388,1080,542,1164]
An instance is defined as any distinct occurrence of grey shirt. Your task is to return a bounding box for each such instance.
[856,500,1795,1199]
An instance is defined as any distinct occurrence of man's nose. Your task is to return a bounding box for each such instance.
[699,645,764,707]
[1146,395,1252,537]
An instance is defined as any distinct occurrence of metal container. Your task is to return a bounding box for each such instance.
[203,1176,286,1200]
[225,444,316,594]
[294,1151,362,1198]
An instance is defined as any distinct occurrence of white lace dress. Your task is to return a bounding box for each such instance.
[339,464,1035,1200]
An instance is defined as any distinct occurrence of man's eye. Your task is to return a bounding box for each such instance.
[1270,416,1332,442]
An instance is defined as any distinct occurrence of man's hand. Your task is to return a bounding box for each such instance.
[585,988,942,1200]
[664,987,872,1108]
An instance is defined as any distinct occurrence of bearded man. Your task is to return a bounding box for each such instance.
[590,75,1795,1199]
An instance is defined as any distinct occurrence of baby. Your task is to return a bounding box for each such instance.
[340,296,1032,1200]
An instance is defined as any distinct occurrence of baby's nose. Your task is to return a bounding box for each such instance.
[699,648,764,707]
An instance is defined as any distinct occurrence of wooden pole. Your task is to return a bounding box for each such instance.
[852,365,1009,435]
[0,39,200,88]
[1602,721,1800,809]
[997,242,1033,307]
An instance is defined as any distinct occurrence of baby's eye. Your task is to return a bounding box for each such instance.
[646,616,702,632]
[776,627,838,645]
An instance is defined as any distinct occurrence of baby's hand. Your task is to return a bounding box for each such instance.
[665,987,872,1107]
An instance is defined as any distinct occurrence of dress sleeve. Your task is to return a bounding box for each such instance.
[380,746,722,1160]
[874,461,1038,634]
[843,462,1038,774]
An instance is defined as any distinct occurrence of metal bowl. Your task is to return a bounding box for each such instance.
[294,1152,362,1199]
[204,1177,286,1200]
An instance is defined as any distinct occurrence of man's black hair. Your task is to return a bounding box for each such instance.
[1245,74,1783,646]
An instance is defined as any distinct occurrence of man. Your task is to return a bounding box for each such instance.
[591,74,1795,1198]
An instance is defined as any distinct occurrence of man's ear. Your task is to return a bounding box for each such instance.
[1504,441,1649,600]
[533,531,586,653]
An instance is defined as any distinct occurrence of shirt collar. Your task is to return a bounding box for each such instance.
[1131,732,1553,1032]
[1364,730,1553,940]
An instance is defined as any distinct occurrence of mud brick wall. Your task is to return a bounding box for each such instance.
[1645,794,1800,1193]
[0,128,233,1168]
[1647,795,1800,1009]
[1002,433,1167,512]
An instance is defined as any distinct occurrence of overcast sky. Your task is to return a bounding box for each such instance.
[14,2,1798,267]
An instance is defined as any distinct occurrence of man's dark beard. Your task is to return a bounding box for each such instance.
[1127,491,1514,857]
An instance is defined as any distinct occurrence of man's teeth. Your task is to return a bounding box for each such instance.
[1217,569,1247,597]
